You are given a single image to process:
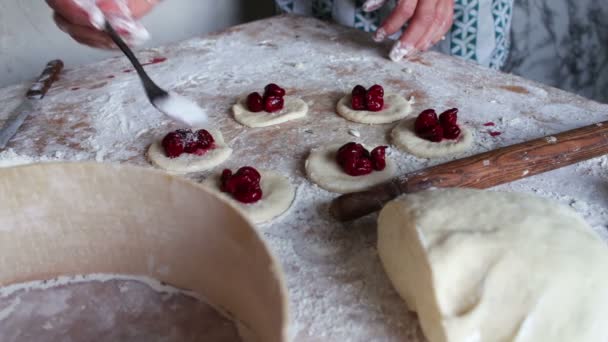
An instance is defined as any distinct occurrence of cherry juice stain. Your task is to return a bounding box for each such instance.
[121,57,167,73]
[488,131,502,137]
[142,57,167,66]
[483,122,496,126]
[107,75,115,79]
[71,87,80,91]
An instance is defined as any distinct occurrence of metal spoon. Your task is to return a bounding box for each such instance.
[104,21,207,126]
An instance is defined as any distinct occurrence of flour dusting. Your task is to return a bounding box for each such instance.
[0,15,607,341]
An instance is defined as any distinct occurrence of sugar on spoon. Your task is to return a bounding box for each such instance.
[104,21,207,127]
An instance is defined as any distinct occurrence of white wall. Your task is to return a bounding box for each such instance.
[0,0,274,87]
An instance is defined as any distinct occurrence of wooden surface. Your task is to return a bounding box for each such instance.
[1,14,608,341]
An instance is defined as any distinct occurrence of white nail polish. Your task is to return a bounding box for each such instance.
[389,42,414,62]
[108,15,151,45]
[373,28,386,42]
[363,0,386,12]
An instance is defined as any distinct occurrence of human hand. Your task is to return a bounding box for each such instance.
[46,0,159,49]
[362,0,455,61]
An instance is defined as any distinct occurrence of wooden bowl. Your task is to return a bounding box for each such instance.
[0,163,288,342]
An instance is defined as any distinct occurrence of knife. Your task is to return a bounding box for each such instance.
[0,60,64,149]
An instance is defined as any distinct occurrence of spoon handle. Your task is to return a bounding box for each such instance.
[105,21,167,99]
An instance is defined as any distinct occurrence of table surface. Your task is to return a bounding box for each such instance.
[1,14,608,341]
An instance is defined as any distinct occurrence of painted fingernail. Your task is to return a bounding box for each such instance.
[108,15,150,45]
[373,28,387,42]
[389,41,415,62]
[363,0,386,12]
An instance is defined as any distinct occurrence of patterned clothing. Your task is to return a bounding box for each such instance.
[275,0,514,70]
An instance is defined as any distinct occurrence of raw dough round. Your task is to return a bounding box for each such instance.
[305,143,397,194]
[336,94,413,124]
[391,118,473,158]
[378,188,608,342]
[147,129,232,173]
[232,96,308,127]
[203,170,295,224]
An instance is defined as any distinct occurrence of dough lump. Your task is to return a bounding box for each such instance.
[232,96,308,127]
[147,129,232,174]
[203,170,295,224]
[336,94,412,124]
[305,143,396,194]
[391,118,473,158]
[378,188,608,342]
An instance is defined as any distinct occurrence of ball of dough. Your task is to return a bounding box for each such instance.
[378,188,608,342]
[305,143,396,194]
[336,94,413,124]
[147,129,232,174]
[203,170,295,224]
[232,96,308,128]
[391,118,473,158]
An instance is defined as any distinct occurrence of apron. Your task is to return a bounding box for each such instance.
[275,0,514,69]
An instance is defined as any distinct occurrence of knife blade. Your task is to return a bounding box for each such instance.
[0,60,64,149]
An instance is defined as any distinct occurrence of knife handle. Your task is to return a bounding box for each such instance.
[26,60,64,99]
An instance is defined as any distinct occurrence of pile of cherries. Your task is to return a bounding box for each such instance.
[351,84,384,112]
[336,142,387,176]
[246,83,286,113]
[220,166,263,204]
[162,129,215,158]
[414,108,461,142]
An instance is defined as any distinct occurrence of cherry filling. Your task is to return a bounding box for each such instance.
[246,83,286,112]
[336,142,388,176]
[351,84,385,112]
[161,129,215,158]
[220,167,263,204]
[414,108,462,142]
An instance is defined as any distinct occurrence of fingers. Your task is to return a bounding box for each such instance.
[53,13,115,49]
[379,0,418,37]
[426,0,454,47]
[398,0,439,51]
[389,0,454,61]
[362,0,387,12]
[46,0,95,27]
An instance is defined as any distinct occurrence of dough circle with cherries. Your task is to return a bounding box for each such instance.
[203,170,295,224]
[232,96,308,127]
[391,118,474,158]
[147,129,232,173]
[336,94,413,124]
[305,143,397,194]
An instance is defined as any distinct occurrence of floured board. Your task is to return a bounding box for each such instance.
[0,14,607,341]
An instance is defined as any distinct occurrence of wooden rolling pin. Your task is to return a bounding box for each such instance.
[330,121,608,221]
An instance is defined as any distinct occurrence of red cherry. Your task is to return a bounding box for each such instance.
[349,157,373,176]
[414,109,439,134]
[370,146,387,171]
[337,142,365,165]
[418,125,444,142]
[352,85,367,97]
[367,84,384,97]
[247,92,264,112]
[233,184,263,204]
[161,131,187,158]
[220,167,263,204]
[351,94,366,110]
[366,94,384,112]
[264,83,286,97]
[443,125,461,140]
[439,108,458,127]
[196,129,214,148]
[264,95,284,112]
[235,166,261,183]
